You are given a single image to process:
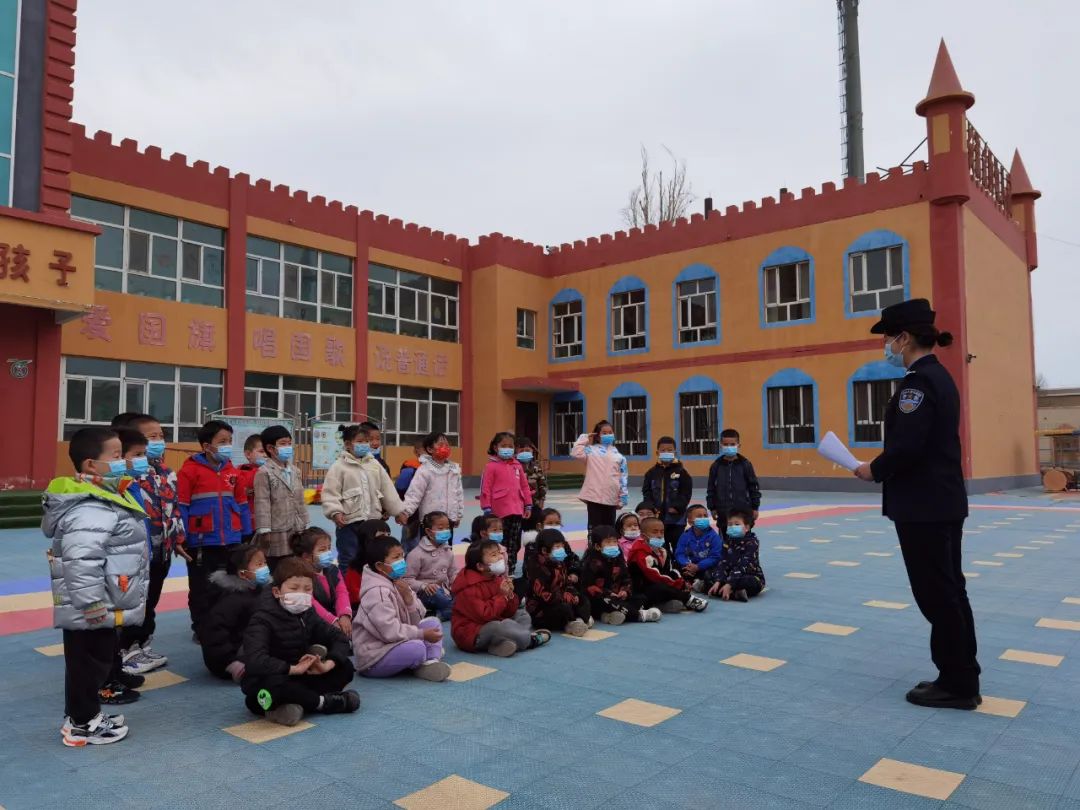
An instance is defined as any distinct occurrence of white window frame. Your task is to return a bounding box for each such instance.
[552,299,583,359]
[763,261,811,323]
[367,264,459,343]
[853,379,901,444]
[243,373,352,421]
[766,385,816,445]
[516,308,536,350]
[679,390,720,456]
[611,288,646,352]
[552,397,584,457]
[245,238,354,326]
[366,384,460,446]
[611,395,648,456]
[676,278,718,344]
[849,245,904,313]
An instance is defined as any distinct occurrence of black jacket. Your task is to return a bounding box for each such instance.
[870,354,968,522]
[200,571,262,675]
[642,462,693,526]
[706,456,761,515]
[581,547,633,600]
[241,590,351,688]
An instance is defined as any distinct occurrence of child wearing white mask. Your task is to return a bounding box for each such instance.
[615,512,642,559]
[290,528,351,636]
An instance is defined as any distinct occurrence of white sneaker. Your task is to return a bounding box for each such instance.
[639,608,662,623]
[61,713,129,746]
[565,619,589,637]
[62,713,125,735]
[686,594,709,612]
[121,646,160,676]
[138,641,168,672]
[599,611,626,626]
[413,660,451,682]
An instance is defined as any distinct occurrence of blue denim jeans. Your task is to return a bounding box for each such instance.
[418,587,454,621]
[335,522,363,572]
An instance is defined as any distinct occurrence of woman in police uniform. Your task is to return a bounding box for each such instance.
[854,298,981,710]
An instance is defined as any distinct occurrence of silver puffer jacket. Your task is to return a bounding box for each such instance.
[43,477,149,631]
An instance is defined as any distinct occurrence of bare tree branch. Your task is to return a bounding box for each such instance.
[621,144,695,228]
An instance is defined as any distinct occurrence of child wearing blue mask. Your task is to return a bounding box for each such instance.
[524,529,590,636]
[707,509,765,602]
[236,434,266,543]
[675,505,724,593]
[404,511,458,621]
[643,436,694,555]
[253,425,308,572]
[480,432,533,575]
[582,526,660,625]
[290,528,351,636]
[628,518,709,613]
[515,436,547,529]
[354,536,451,681]
[202,545,269,681]
[706,428,761,527]
[572,420,629,532]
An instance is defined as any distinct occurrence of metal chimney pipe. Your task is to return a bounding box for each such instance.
[704,197,713,217]
[839,0,865,181]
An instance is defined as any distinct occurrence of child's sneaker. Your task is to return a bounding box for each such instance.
[687,594,709,612]
[116,670,145,689]
[528,630,551,649]
[638,607,662,622]
[98,682,140,704]
[659,600,684,614]
[488,638,518,657]
[565,619,588,637]
[733,589,750,603]
[599,611,626,626]
[138,638,168,670]
[586,616,595,628]
[413,660,451,682]
[61,713,128,746]
[691,579,707,594]
[62,713,125,736]
[320,690,361,714]
[121,644,156,676]
[265,704,305,726]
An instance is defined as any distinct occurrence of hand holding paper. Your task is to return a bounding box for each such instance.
[817,431,863,472]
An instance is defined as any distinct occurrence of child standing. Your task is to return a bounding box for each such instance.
[628,518,709,613]
[571,420,628,531]
[290,528,352,636]
[395,438,426,499]
[404,511,457,621]
[675,505,724,592]
[398,431,465,540]
[582,526,660,625]
[178,420,252,638]
[46,427,149,746]
[515,437,547,529]
[452,541,550,657]
[643,435,694,555]
[253,425,308,571]
[524,529,591,636]
[241,557,359,727]
[708,509,766,602]
[236,434,266,543]
[635,502,658,522]
[480,432,533,575]
[706,428,762,525]
[359,421,392,478]
[353,536,451,681]
[201,545,269,681]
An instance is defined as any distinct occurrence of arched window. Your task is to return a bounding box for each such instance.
[762,368,818,449]
[608,276,649,355]
[549,288,585,362]
[550,391,585,458]
[849,360,905,447]
[844,229,910,318]
[672,264,720,347]
[759,246,814,327]
[675,375,722,458]
[609,381,649,457]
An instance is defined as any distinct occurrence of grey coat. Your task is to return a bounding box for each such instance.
[43,478,149,631]
[253,460,308,558]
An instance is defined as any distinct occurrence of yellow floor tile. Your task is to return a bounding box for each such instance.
[34,643,65,657]
[1062,597,1080,606]
[394,775,509,810]
[839,535,860,539]
[1037,618,1080,632]
[140,670,189,691]
[804,622,858,636]
[863,600,910,610]
[597,698,682,727]
[859,757,965,801]
[844,518,859,521]
[972,560,1004,567]
[822,522,839,526]
[828,561,860,567]
[447,662,497,682]
[865,530,886,534]
[964,530,981,534]
[796,526,813,531]
[769,530,788,534]
[975,696,1026,718]
[0,592,53,613]
[994,552,1023,558]
[1054,529,1072,533]
[1000,648,1063,667]
[721,653,786,672]
[561,628,617,642]
[773,545,798,551]
[784,572,819,579]
[810,538,831,544]
[865,552,893,557]
[1031,540,1054,545]
[223,718,315,743]
[964,572,980,578]
[1015,546,1040,550]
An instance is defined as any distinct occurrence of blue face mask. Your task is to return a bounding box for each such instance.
[601,545,621,558]
[648,537,665,549]
[516,451,534,464]
[254,456,267,466]
[884,336,906,368]
[129,457,150,477]
[214,445,233,462]
[547,524,562,532]
[253,566,271,586]
[721,445,739,457]
[102,459,128,478]
[489,531,504,544]
[317,550,335,568]
[276,445,294,463]
[693,517,711,531]
[372,447,381,457]
[659,452,675,463]
[727,525,746,539]
[600,434,615,446]
[551,547,567,562]
[387,558,408,580]
[434,529,452,545]
[353,443,370,458]
[497,447,515,460]
[146,440,166,460]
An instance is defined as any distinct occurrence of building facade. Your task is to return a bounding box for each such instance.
[0,2,1042,492]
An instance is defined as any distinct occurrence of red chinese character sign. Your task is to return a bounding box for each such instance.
[253,328,277,359]
[138,312,166,346]
[188,320,215,351]
[80,305,112,342]
[325,337,345,367]
[0,243,30,282]
[372,344,451,379]
[291,333,312,362]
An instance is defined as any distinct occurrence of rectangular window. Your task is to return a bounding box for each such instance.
[246,238,354,325]
[679,391,720,456]
[365,384,459,447]
[71,197,225,306]
[61,358,223,442]
[611,289,646,352]
[766,385,816,445]
[611,395,648,456]
[764,261,811,323]
[0,0,18,206]
[676,278,718,344]
[849,245,905,313]
[552,398,584,457]
[552,299,583,359]
[516,308,536,350]
[853,379,900,443]
[366,264,458,343]
[243,373,352,421]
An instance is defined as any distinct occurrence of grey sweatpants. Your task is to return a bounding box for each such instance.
[475,610,533,652]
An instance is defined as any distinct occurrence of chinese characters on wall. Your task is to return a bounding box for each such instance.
[373,344,448,377]
[0,243,76,286]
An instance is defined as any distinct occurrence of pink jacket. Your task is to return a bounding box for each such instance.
[351,568,427,672]
[403,538,458,593]
[312,569,351,625]
[480,457,532,519]
[571,434,629,507]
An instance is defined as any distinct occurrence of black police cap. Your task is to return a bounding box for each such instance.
[870,298,936,335]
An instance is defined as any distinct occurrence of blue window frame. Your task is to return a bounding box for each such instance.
[550,391,585,459]
[609,381,649,458]
[675,375,722,459]
[848,360,905,448]
[0,0,21,206]
[549,288,585,363]
[607,276,649,356]
[759,246,815,328]
[762,368,819,449]
[672,264,720,348]
[844,229,910,318]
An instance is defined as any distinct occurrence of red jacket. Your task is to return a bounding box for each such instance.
[450,567,518,652]
[627,538,688,590]
[345,567,363,610]
[177,454,251,547]
[235,463,260,505]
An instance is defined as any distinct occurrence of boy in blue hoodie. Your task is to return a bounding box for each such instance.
[675,504,723,593]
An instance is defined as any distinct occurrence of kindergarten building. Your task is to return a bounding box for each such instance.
[0,0,1042,493]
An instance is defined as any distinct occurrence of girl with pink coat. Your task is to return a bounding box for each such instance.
[480,432,533,576]
[571,419,629,531]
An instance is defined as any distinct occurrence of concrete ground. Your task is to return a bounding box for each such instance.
[2,486,1080,809]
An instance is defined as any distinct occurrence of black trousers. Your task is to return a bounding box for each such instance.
[895,520,981,697]
[640,582,690,608]
[63,628,117,724]
[502,515,524,573]
[188,545,235,635]
[663,523,684,558]
[120,544,169,648]
[585,501,617,533]
[243,661,355,714]
[590,593,647,622]
[529,596,592,632]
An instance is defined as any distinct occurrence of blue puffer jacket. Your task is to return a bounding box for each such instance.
[674,527,723,573]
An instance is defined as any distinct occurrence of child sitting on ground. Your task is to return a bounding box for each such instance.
[524,529,591,636]
[403,511,458,621]
[345,520,391,611]
[519,508,581,598]
[675,505,723,593]
[241,557,358,727]
[451,541,551,657]
[201,545,269,681]
[470,513,504,546]
[352,536,451,681]
[628,518,709,613]
[615,512,642,559]
[582,526,660,625]
[707,509,766,602]
[290,528,351,637]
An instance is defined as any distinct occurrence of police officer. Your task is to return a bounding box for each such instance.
[854,298,981,710]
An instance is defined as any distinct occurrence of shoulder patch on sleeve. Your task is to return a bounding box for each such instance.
[898,388,924,414]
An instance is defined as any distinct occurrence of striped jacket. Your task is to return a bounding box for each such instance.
[177,453,252,548]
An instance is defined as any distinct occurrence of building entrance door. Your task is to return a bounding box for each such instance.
[515,401,540,447]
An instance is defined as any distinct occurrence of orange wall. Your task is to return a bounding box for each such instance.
[962,210,1037,480]
[246,312,355,380]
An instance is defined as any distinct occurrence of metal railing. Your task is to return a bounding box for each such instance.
[966,123,1012,215]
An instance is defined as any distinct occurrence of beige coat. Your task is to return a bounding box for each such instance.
[321,452,404,524]
[253,460,308,558]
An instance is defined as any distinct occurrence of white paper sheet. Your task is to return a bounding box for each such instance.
[817,431,862,471]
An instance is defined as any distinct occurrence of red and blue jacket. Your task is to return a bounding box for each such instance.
[177,453,252,548]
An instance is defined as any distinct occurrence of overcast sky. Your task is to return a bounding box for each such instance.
[71,1,1079,386]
